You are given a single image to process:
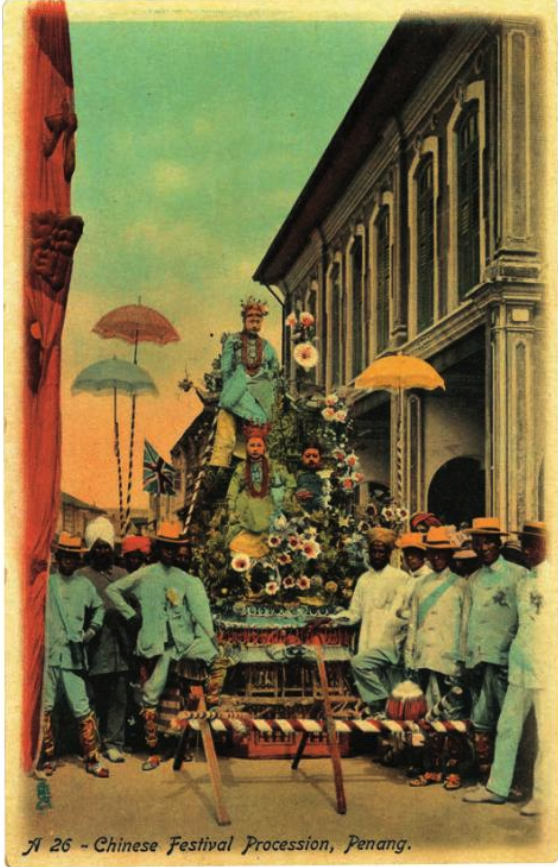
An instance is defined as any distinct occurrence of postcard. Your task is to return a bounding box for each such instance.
[4,0,558,864]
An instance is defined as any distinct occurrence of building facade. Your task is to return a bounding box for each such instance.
[254,16,548,529]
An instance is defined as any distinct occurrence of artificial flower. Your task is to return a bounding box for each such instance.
[297,576,311,591]
[342,478,355,490]
[277,552,292,565]
[285,312,298,328]
[166,588,180,606]
[354,472,365,483]
[345,453,359,468]
[397,507,410,520]
[231,554,251,572]
[302,539,321,559]
[334,409,348,423]
[283,576,296,589]
[288,535,302,550]
[265,580,280,596]
[293,342,319,369]
[267,534,282,548]
[311,575,323,587]
[325,580,338,594]
[322,407,336,422]
[299,311,315,327]
[325,393,339,407]
[382,507,395,521]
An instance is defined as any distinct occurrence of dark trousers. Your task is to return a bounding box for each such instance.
[88,672,128,751]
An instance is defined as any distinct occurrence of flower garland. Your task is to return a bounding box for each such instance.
[245,456,271,498]
[241,332,264,376]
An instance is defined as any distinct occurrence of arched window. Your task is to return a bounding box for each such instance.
[457,103,480,298]
[416,156,435,331]
[351,236,364,376]
[376,207,390,353]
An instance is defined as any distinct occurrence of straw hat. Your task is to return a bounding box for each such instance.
[424,526,459,550]
[464,517,509,536]
[396,532,427,551]
[453,547,479,561]
[155,521,186,545]
[54,531,87,553]
[513,521,547,538]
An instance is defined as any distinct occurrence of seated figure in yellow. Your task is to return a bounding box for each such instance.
[226,426,294,559]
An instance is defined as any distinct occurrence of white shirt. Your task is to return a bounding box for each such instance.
[332,564,412,657]
[508,560,554,689]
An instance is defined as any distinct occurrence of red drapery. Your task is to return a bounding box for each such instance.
[22,0,81,772]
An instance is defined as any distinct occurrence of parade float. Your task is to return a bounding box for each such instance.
[173,301,409,758]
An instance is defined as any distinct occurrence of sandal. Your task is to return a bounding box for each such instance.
[443,773,462,790]
[85,762,109,778]
[409,772,443,787]
[141,755,161,772]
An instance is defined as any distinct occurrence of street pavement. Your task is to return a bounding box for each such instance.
[8,751,556,867]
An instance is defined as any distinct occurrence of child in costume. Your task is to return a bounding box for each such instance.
[40,532,108,778]
[226,425,295,559]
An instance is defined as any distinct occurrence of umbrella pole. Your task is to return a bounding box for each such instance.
[113,388,125,536]
[124,394,137,536]
[397,388,404,504]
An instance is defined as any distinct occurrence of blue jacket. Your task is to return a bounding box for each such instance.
[105,563,216,662]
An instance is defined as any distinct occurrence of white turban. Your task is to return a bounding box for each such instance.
[85,516,115,550]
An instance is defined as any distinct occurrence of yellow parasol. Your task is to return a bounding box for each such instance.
[354,353,445,501]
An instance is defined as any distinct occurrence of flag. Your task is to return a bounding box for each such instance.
[143,440,177,495]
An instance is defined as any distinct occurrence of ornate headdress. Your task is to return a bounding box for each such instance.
[243,422,272,441]
[241,296,268,319]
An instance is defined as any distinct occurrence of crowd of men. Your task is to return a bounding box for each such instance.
[41,512,550,817]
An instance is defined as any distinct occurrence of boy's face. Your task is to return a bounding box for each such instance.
[521,535,546,568]
[369,541,391,571]
[472,534,501,566]
[302,447,321,469]
[243,313,263,335]
[158,543,175,567]
[57,551,81,576]
[124,550,146,573]
[427,549,453,573]
[247,437,266,460]
[404,548,426,572]
[91,540,113,571]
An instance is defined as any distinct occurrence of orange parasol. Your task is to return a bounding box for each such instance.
[355,354,445,392]
[354,353,445,503]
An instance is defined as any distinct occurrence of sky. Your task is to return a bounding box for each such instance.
[61,15,396,510]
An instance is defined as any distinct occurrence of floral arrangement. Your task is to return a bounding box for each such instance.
[286,310,319,370]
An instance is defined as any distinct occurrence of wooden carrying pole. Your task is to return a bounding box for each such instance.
[307,638,347,814]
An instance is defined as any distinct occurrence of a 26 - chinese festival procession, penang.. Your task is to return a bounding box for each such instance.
[9,0,557,862]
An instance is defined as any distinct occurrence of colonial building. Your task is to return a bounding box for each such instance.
[254,15,547,528]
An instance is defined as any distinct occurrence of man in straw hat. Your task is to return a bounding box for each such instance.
[461,517,529,780]
[78,517,130,764]
[464,521,553,814]
[40,532,109,778]
[209,296,279,468]
[405,526,468,789]
[396,532,431,580]
[313,527,412,717]
[106,522,218,770]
